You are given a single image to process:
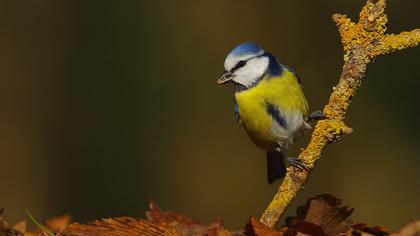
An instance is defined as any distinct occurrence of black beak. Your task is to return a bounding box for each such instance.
[217,71,233,84]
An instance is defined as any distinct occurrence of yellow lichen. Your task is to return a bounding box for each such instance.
[370,30,420,57]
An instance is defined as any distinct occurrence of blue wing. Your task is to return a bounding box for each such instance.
[234,98,241,124]
[266,102,287,128]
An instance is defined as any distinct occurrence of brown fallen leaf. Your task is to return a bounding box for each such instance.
[351,223,390,236]
[283,221,325,236]
[146,199,230,236]
[146,199,199,226]
[64,200,231,236]
[1,210,41,236]
[44,214,71,234]
[11,221,26,235]
[285,194,354,236]
[244,218,282,236]
[1,209,24,236]
[64,217,179,236]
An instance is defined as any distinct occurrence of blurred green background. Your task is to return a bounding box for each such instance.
[0,0,419,231]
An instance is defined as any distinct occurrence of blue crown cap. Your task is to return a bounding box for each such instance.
[228,42,264,57]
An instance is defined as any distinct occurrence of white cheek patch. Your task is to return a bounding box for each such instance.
[233,57,269,87]
[224,54,254,71]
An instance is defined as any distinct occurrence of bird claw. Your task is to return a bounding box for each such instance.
[287,157,309,172]
[307,110,327,122]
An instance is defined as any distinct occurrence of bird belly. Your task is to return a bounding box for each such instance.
[234,73,309,152]
[242,114,280,151]
[234,95,288,151]
[238,103,303,151]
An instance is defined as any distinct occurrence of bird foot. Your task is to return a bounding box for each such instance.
[287,157,309,172]
[307,110,327,122]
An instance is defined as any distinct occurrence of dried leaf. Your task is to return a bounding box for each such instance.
[1,209,24,236]
[12,221,26,234]
[244,218,282,236]
[44,215,71,234]
[351,223,390,235]
[64,217,179,236]
[146,199,230,236]
[64,200,230,236]
[283,221,325,236]
[285,194,353,236]
[146,199,199,226]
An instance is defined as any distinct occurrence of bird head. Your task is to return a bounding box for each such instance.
[218,42,281,89]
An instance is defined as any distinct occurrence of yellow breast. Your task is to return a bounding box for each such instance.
[234,70,309,150]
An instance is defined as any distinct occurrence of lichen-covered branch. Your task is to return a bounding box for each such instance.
[260,0,420,228]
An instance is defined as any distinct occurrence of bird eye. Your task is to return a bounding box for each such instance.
[231,60,247,72]
[237,60,246,68]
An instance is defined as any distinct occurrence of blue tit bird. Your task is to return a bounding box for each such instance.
[217,42,319,184]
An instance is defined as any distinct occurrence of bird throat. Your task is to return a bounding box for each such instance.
[234,75,265,92]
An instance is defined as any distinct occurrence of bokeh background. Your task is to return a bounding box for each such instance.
[0,0,419,231]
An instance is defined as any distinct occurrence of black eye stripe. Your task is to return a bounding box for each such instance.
[231,60,247,72]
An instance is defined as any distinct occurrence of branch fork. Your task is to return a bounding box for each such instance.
[260,0,420,228]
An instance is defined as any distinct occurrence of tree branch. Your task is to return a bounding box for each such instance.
[260,0,420,228]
